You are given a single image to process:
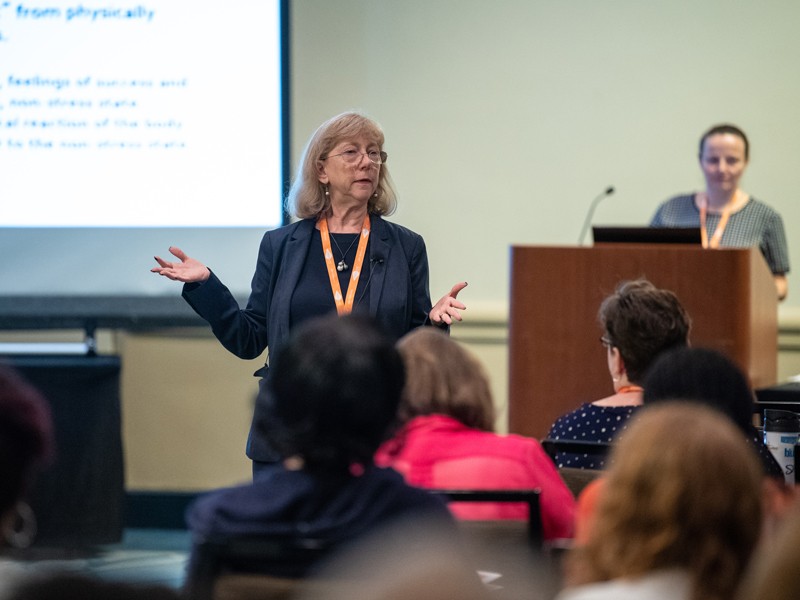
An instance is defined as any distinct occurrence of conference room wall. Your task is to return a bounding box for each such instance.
[2,319,799,492]
[7,1,800,493]
[290,0,800,314]
[124,0,800,489]
[115,317,511,491]
[0,323,510,491]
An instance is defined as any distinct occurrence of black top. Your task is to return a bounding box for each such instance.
[290,231,371,327]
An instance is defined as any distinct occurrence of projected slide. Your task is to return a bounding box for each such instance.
[0,1,283,228]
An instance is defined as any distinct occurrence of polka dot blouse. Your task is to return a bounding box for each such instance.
[546,403,641,469]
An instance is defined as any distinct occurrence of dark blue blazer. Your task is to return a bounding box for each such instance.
[182,215,434,460]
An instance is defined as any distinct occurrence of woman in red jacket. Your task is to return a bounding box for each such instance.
[375,327,576,542]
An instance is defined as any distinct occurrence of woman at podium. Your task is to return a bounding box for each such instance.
[650,124,790,300]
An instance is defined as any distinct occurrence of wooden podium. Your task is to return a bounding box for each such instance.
[508,244,778,439]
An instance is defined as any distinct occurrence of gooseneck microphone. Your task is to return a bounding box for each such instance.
[578,186,615,246]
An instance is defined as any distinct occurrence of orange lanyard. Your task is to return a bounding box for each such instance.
[318,215,370,315]
[617,385,643,394]
[698,192,733,249]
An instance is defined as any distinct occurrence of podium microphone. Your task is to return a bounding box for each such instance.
[578,186,615,246]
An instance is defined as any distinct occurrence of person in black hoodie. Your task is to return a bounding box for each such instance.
[184,313,455,587]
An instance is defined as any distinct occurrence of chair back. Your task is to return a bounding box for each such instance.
[188,491,544,600]
[557,466,604,497]
[187,535,331,600]
[427,489,558,598]
[541,439,610,497]
[429,489,543,548]
[541,438,612,464]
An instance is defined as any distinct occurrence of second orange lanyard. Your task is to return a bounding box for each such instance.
[698,192,734,249]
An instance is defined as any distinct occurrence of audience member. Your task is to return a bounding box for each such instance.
[375,327,576,542]
[642,346,794,537]
[642,346,783,480]
[546,279,690,468]
[0,365,54,589]
[183,314,455,591]
[558,403,763,600]
[574,346,793,548]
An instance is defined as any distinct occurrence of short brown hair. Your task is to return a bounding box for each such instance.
[395,328,495,432]
[285,112,398,219]
[699,123,749,161]
[598,279,690,383]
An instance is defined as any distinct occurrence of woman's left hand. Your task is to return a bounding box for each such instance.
[430,282,468,326]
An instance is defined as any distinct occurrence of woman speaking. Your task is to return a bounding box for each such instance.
[651,124,790,300]
[152,111,466,470]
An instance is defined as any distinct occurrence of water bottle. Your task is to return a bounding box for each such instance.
[763,409,800,485]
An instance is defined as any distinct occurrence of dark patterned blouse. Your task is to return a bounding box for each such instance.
[546,403,640,469]
[651,194,790,274]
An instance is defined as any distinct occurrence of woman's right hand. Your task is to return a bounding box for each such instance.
[151,246,210,283]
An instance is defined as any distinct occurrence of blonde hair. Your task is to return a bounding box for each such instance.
[285,112,398,219]
[578,403,763,600]
[395,328,495,431]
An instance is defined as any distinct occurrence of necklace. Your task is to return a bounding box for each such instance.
[318,216,371,315]
[329,232,359,272]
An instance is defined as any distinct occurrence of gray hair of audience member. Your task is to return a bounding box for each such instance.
[262,313,405,473]
[598,278,691,383]
[285,111,398,219]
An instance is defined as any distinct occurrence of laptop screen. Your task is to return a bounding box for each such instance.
[592,226,702,245]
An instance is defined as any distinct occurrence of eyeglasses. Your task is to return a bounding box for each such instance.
[600,336,614,349]
[322,149,387,165]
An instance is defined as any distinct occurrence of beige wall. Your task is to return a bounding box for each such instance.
[0,318,511,491]
[115,313,511,491]
[289,0,800,312]
[6,308,800,491]
[6,1,800,491]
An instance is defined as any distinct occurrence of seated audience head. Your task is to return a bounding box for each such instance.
[598,278,690,385]
[641,346,788,489]
[0,364,54,548]
[576,402,763,600]
[642,347,756,434]
[263,313,405,474]
[395,327,494,431]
